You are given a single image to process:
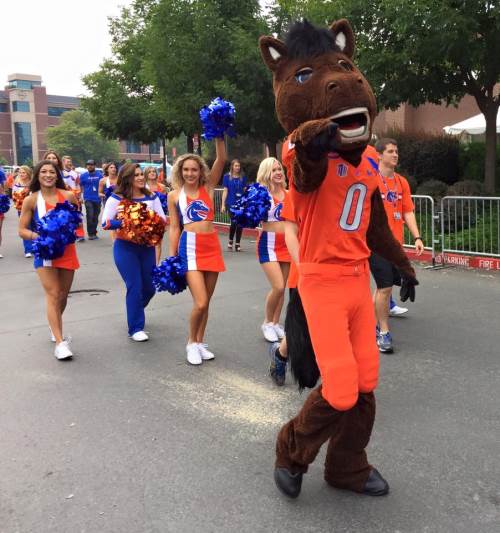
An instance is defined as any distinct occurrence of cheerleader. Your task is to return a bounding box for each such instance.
[145,166,167,264]
[98,162,119,202]
[61,155,85,242]
[18,160,80,360]
[256,158,290,343]
[12,165,33,257]
[101,163,166,341]
[167,138,226,365]
[0,168,5,259]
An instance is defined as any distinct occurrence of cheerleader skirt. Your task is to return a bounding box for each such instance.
[178,230,225,272]
[34,243,80,270]
[257,231,291,264]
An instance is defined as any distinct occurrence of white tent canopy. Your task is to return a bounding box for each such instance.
[443,111,500,135]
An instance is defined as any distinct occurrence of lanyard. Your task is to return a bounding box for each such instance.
[379,172,400,208]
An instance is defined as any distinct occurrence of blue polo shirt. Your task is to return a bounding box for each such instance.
[222,173,247,207]
[80,170,103,202]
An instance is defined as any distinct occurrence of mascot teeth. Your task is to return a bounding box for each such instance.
[331,108,370,142]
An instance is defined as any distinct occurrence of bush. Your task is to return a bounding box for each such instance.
[406,175,418,194]
[416,179,448,199]
[447,180,485,196]
[458,142,500,191]
[379,128,460,185]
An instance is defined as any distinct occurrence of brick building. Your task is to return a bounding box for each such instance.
[0,73,161,165]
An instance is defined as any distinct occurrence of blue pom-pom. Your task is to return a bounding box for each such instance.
[199,97,236,141]
[32,201,83,260]
[0,194,11,214]
[157,192,168,215]
[151,255,188,295]
[104,185,115,200]
[229,183,271,228]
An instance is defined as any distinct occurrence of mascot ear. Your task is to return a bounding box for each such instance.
[259,36,288,72]
[329,19,355,59]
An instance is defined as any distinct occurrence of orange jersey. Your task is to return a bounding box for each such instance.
[287,154,379,265]
[281,192,299,288]
[376,172,413,244]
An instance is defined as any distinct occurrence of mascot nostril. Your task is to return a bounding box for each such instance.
[260,18,419,499]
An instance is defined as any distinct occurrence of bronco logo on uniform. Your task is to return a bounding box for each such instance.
[186,200,210,222]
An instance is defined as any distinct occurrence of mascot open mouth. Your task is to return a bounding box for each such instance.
[331,107,370,143]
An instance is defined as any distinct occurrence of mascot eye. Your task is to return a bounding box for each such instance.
[295,68,313,84]
[338,60,353,72]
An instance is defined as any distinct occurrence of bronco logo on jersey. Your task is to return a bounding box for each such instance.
[186,200,210,222]
[273,203,283,220]
[337,163,348,177]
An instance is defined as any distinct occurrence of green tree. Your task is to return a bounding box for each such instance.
[46,110,119,166]
[279,0,500,192]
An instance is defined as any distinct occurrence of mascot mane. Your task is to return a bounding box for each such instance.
[285,19,338,58]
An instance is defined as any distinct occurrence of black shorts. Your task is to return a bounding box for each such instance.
[369,253,401,289]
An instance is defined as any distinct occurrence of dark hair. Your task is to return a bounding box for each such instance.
[114,163,151,200]
[104,161,119,177]
[30,160,66,192]
[42,150,63,171]
[285,19,336,59]
[375,138,398,154]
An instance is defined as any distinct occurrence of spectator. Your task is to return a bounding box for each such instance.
[221,159,247,251]
[79,159,103,240]
[369,138,424,354]
[62,155,85,242]
[0,165,6,258]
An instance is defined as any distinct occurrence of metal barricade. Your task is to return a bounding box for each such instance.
[440,196,500,257]
[403,195,438,265]
[213,187,231,225]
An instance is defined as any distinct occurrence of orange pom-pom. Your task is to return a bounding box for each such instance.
[12,188,30,211]
[116,200,165,246]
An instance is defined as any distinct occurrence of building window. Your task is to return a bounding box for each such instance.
[12,101,30,112]
[47,106,73,117]
[149,141,160,154]
[0,103,8,112]
[126,140,142,153]
[14,122,33,164]
[8,80,41,90]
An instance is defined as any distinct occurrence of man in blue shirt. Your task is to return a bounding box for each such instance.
[79,160,103,240]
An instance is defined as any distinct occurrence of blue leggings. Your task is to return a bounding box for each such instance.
[113,239,156,336]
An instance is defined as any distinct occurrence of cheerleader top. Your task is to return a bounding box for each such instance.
[101,192,166,225]
[178,186,214,224]
[12,180,30,194]
[263,190,286,222]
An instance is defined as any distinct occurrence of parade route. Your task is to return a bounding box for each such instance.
[1,214,499,533]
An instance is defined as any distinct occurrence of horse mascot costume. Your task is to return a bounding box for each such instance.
[259,19,418,498]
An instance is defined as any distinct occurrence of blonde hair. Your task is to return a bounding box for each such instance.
[171,154,210,190]
[256,157,282,190]
[19,165,33,180]
[144,166,158,180]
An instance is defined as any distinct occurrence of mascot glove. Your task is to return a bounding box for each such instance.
[303,122,339,160]
[400,276,419,302]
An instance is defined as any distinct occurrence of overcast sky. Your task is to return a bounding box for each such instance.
[0,0,133,97]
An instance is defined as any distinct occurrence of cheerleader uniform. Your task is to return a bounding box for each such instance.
[33,191,80,270]
[177,186,225,272]
[102,193,166,336]
[13,181,33,255]
[257,193,291,264]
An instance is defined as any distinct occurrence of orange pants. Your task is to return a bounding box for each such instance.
[298,261,379,411]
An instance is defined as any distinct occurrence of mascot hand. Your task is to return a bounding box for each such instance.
[400,276,419,302]
[291,118,339,160]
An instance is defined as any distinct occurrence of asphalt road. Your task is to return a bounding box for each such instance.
[1,214,499,533]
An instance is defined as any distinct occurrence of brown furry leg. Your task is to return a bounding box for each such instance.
[323,392,376,492]
[275,386,344,474]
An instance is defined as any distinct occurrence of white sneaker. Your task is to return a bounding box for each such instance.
[273,323,285,339]
[261,322,279,342]
[0,253,4,258]
[389,305,409,316]
[25,252,33,258]
[54,340,73,360]
[186,343,202,365]
[198,343,215,361]
[131,330,149,342]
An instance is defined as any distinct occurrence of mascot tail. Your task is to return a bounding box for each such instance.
[285,290,320,390]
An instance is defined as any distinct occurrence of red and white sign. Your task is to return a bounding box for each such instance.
[435,253,500,271]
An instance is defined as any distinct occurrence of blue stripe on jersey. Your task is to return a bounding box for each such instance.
[258,231,270,263]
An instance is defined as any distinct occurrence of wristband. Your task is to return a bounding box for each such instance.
[414,237,423,244]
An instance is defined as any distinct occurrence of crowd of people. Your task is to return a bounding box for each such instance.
[0,136,422,369]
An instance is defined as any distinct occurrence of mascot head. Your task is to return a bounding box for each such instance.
[259,19,376,153]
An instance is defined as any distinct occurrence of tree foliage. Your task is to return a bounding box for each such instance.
[46,110,119,166]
